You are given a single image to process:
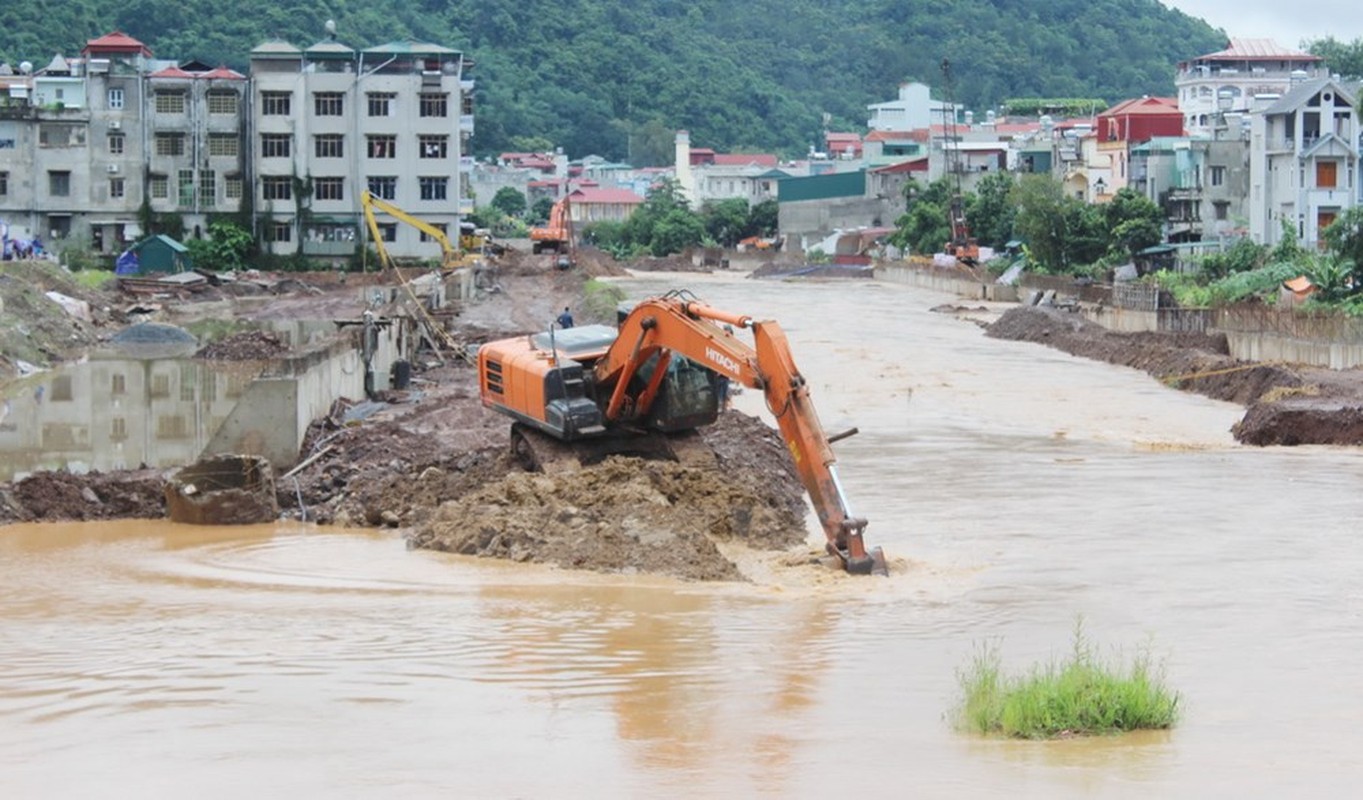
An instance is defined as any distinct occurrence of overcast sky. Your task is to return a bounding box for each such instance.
[1164,0,1353,49]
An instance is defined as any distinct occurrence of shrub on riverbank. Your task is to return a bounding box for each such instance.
[955,626,1179,739]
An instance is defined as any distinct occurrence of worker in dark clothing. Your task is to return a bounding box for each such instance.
[556,307,574,328]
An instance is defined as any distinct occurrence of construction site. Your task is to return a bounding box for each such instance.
[5,244,1363,582]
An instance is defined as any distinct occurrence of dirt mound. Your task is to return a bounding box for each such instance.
[0,469,166,524]
[410,454,807,581]
[984,305,1363,445]
[1234,402,1363,446]
[196,330,289,361]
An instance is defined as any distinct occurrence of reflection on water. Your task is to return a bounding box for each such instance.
[0,352,265,481]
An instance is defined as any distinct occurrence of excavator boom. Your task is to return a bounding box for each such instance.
[478,291,887,576]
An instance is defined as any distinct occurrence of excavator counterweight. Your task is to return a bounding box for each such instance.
[476,291,887,576]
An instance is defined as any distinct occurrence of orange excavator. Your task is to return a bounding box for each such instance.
[530,195,571,257]
[476,290,887,575]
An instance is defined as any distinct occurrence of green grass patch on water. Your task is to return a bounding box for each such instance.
[955,624,1180,739]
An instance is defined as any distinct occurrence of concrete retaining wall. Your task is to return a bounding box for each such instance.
[1223,332,1363,369]
[874,263,1019,301]
[204,326,401,470]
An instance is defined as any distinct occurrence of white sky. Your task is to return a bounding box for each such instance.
[1164,1,1354,49]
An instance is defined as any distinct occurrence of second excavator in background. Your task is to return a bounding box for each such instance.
[475,290,887,576]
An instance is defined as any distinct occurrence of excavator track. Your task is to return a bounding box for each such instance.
[510,424,582,475]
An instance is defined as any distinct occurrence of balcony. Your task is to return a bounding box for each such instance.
[459,114,474,135]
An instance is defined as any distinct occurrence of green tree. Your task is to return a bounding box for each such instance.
[890,178,952,256]
[966,171,1016,249]
[1272,217,1306,264]
[650,209,706,256]
[1304,254,1359,302]
[702,198,749,247]
[1010,176,1069,270]
[746,199,779,238]
[1323,206,1363,268]
[489,187,527,218]
[529,197,555,225]
[1307,37,1363,80]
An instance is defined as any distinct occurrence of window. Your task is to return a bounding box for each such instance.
[150,373,171,398]
[199,171,216,206]
[155,133,185,156]
[49,171,71,196]
[378,223,397,242]
[0,171,8,196]
[208,133,238,157]
[419,224,447,243]
[108,88,124,109]
[109,133,124,155]
[111,373,126,395]
[51,375,74,402]
[111,417,127,441]
[1214,201,1229,221]
[207,91,238,115]
[155,91,186,114]
[178,170,194,207]
[1317,160,1338,188]
[315,92,343,116]
[261,133,292,158]
[419,134,448,158]
[419,176,448,201]
[367,176,396,200]
[110,177,125,199]
[314,177,344,201]
[266,222,292,242]
[156,414,189,440]
[150,175,168,199]
[261,91,291,115]
[419,93,448,117]
[225,175,243,200]
[1210,165,1226,187]
[367,134,396,158]
[367,92,396,116]
[262,176,293,201]
[39,123,86,148]
[315,134,343,158]
[180,371,196,402]
[462,92,474,116]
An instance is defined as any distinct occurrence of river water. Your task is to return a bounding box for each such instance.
[3,272,1362,798]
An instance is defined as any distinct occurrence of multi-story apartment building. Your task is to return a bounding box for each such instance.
[1176,39,1323,136]
[1130,133,1251,244]
[1249,76,1358,248]
[0,31,247,254]
[248,35,475,261]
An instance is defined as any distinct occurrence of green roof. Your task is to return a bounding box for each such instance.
[133,234,188,253]
[363,40,458,56]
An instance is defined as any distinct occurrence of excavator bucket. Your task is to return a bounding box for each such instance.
[832,518,888,576]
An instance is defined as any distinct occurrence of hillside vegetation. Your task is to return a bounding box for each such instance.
[0,0,1224,160]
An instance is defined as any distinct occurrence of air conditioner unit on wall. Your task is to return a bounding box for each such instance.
[108,120,121,130]
[106,164,119,173]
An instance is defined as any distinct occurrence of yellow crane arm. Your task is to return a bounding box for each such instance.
[360,190,461,268]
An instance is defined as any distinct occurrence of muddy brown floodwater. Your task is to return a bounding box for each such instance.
[4,271,1363,797]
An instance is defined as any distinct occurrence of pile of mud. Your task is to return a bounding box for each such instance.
[986,305,1363,445]
[0,468,165,524]
[410,454,807,582]
[196,330,289,361]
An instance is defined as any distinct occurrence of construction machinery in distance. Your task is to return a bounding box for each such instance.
[530,195,574,268]
[360,190,482,272]
[939,58,980,266]
[475,290,888,576]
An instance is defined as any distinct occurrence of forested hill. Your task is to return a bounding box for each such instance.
[0,0,1224,161]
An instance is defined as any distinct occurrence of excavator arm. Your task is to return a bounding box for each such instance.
[593,293,886,575]
[360,190,463,269]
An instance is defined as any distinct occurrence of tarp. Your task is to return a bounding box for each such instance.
[115,249,140,275]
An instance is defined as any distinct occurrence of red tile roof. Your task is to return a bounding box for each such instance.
[149,66,196,79]
[870,158,929,174]
[201,66,246,80]
[82,31,152,57]
[1101,96,1180,116]
[864,129,930,142]
[569,187,645,205]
